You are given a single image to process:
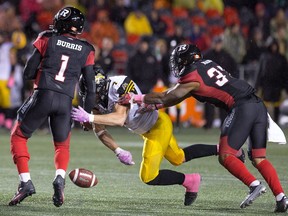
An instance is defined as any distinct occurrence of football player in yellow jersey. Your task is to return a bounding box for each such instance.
[72,67,245,206]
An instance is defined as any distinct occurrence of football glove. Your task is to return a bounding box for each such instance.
[118,93,145,105]
[7,76,15,88]
[71,106,94,123]
[114,147,135,165]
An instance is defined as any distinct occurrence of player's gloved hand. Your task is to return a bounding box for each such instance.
[7,76,15,88]
[118,93,145,105]
[114,147,135,165]
[71,106,94,123]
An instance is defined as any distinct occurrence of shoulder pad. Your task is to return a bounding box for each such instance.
[79,38,95,51]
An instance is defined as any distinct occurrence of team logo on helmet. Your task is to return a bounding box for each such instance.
[176,44,189,53]
[95,73,105,85]
[57,8,71,20]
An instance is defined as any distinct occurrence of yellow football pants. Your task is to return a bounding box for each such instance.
[139,111,185,183]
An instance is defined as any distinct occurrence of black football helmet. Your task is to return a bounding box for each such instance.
[53,7,85,35]
[169,44,202,78]
[79,65,110,111]
[94,65,110,111]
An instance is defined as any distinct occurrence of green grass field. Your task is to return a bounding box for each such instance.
[0,126,287,216]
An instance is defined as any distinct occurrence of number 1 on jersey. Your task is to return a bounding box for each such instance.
[55,55,69,82]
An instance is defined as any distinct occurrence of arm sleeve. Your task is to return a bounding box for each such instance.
[81,65,96,113]
[23,48,42,80]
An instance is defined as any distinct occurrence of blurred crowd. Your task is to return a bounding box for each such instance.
[1,0,288,130]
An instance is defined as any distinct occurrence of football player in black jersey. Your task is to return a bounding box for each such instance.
[119,44,288,213]
[9,7,96,207]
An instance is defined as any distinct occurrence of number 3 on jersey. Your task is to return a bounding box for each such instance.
[55,55,69,82]
[207,66,228,86]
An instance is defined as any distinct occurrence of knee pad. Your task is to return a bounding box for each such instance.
[219,136,238,156]
[248,148,266,160]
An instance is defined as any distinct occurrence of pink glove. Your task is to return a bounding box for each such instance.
[7,76,15,88]
[71,106,93,123]
[118,93,145,105]
[114,147,135,165]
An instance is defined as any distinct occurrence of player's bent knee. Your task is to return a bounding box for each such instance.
[251,157,266,167]
[169,160,183,166]
[218,153,234,165]
[218,142,238,165]
[165,152,185,166]
[140,175,152,184]
[248,149,266,167]
[139,172,158,184]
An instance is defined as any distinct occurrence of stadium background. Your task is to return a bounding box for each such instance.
[0,1,288,215]
[1,0,288,130]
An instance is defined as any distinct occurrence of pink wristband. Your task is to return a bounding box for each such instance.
[133,94,145,103]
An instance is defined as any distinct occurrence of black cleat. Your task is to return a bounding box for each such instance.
[184,192,198,206]
[9,180,36,206]
[52,175,65,207]
[237,148,246,163]
[274,196,288,213]
[240,183,266,208]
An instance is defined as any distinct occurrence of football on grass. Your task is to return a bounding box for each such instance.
[68,168,98,188]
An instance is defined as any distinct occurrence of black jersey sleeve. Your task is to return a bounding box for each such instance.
[23,48,42,80]
[81,65,96,113]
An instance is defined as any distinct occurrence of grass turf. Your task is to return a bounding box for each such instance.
[0,126,287,216]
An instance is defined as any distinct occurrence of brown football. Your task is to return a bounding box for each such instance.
[68,168,98,188]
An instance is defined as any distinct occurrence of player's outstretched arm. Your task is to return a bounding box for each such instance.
[144,82,200,106]
[93,123,135,165]
[118,82,199,107]
[71,104,128,126]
